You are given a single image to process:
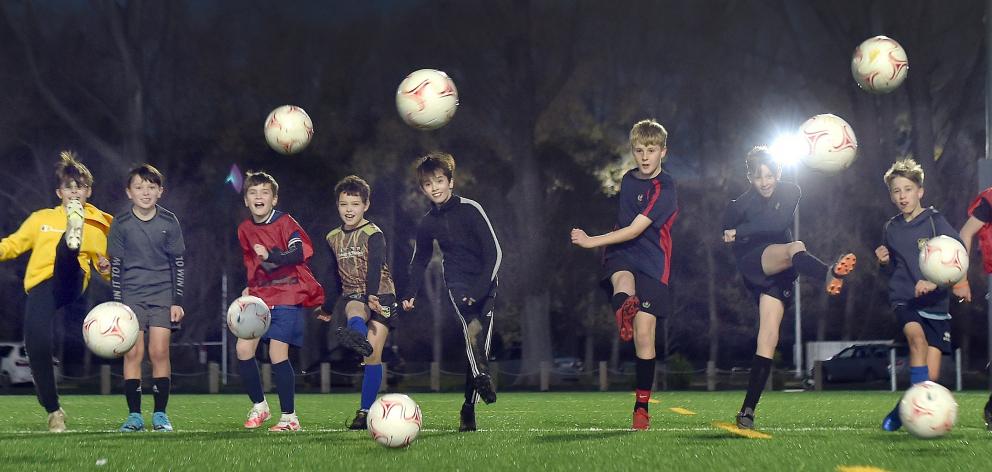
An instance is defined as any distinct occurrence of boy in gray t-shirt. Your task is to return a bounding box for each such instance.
[107,164,186,433]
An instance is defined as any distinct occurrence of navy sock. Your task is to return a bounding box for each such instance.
[910,365,928,385]
[742,355,772,412]
[152,377,170,413]
[124,379,141,414]
[238,359,265,404]
[361,364,383,410]
[272,360,295,414]
[791,251,828,282]
[634,357,655,411]
[348,316,369,337]
[611,292,630,312]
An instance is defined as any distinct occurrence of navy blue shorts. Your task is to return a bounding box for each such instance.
[262,305,305,347]
[338,293,400,327]
[895,305,952,354]
[737,247,796,306]
[600,256,670,318]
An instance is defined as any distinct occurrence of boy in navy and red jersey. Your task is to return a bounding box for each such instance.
[571,119,678,430]
[236,171,324,432]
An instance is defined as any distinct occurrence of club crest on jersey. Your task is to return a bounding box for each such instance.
[637,194,644,203]
[917,238,929,251]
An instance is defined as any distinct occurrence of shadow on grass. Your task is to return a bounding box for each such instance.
[532,430,630,444]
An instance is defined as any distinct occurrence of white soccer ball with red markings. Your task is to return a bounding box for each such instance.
[852,36,909,94]
[263,105,314,155]
[798,114,858,173]
[395,69,458,130]
[82,302,140,359]
[368,393,422,448]
[919,235,969,287]
[899,381,957,438]
[226,296,271,339]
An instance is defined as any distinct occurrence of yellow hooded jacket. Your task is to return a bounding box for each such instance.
[0,203,114,293]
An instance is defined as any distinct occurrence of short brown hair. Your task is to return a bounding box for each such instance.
[334,175,371,203]
[244,171,279,196]
[883,158,924,187]
[126,164,164,188]
[415,151,456,182]
[55,151,94,188]
[629,119,668,149]
[745,146,781,178]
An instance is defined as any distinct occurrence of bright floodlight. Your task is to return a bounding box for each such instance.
[769,134,806,167]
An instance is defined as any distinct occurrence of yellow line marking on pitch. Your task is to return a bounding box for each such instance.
[668,407,696,415]
[836,467,892,472]
[711,421,772,439]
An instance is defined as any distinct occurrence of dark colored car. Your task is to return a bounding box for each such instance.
[820,344,895,383]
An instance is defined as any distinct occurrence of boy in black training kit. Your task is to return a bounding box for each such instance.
[722,146,855,430]
[402,151,502,432]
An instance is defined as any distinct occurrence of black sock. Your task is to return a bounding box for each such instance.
[152,377,170,413]
[124,379,141,414]
[634,357,655,411]
[611,292,631,312]
[791,251,829,282]
[741,355,773,413]
[238,359,265,404]
[272,360,295,414]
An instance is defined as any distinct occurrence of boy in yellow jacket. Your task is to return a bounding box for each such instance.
[0,151,113,432]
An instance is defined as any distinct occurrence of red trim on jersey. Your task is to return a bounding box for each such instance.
[640,179,662,217]
[658,209,678,284]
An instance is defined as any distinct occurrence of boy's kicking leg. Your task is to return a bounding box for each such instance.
[609,271,638,341]
[883,317,931,431]
[350,320,389,430]
[236,337,270,429]
[760,242,856,295]
[451,293,496,431]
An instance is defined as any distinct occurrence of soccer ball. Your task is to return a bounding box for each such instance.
[919,235,969,286]
[798,114,858,173]
[226,296,271,339]
[395,69,458,130]
[368,394,422,448]
[899,381,957,438]
[263,105,314,155]
[852,36,909,94]
[82,302,140,359]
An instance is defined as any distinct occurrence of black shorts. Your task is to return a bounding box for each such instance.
[895,305,952,354]
[338,293,399,327]
[737,247,796,307]
[600,256,670,318]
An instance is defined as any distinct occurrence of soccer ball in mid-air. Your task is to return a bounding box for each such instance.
[368,394,422,448]
[395,69,458,130]
[226,296,271,339]
[919,235,969,287]
[851,35,909,94]
[899,381,957,438]
[82,302,140,359]
[263,105,314,155]
[798,114,858,173]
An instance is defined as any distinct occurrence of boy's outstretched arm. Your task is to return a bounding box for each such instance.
[571,215,653,249]
[0,213,38,261]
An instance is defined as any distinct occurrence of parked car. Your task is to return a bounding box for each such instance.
[820,344,894,383]
[0,342,61,390]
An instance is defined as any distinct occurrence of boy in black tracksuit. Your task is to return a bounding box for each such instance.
[876,159,960,431]
[402,151,501,433]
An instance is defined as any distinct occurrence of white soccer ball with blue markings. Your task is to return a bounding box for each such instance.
[899,381,957,438]
[919,235,969,287]
[368,394,422,448]
[226,296,271,339]
[83,302,140,359]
